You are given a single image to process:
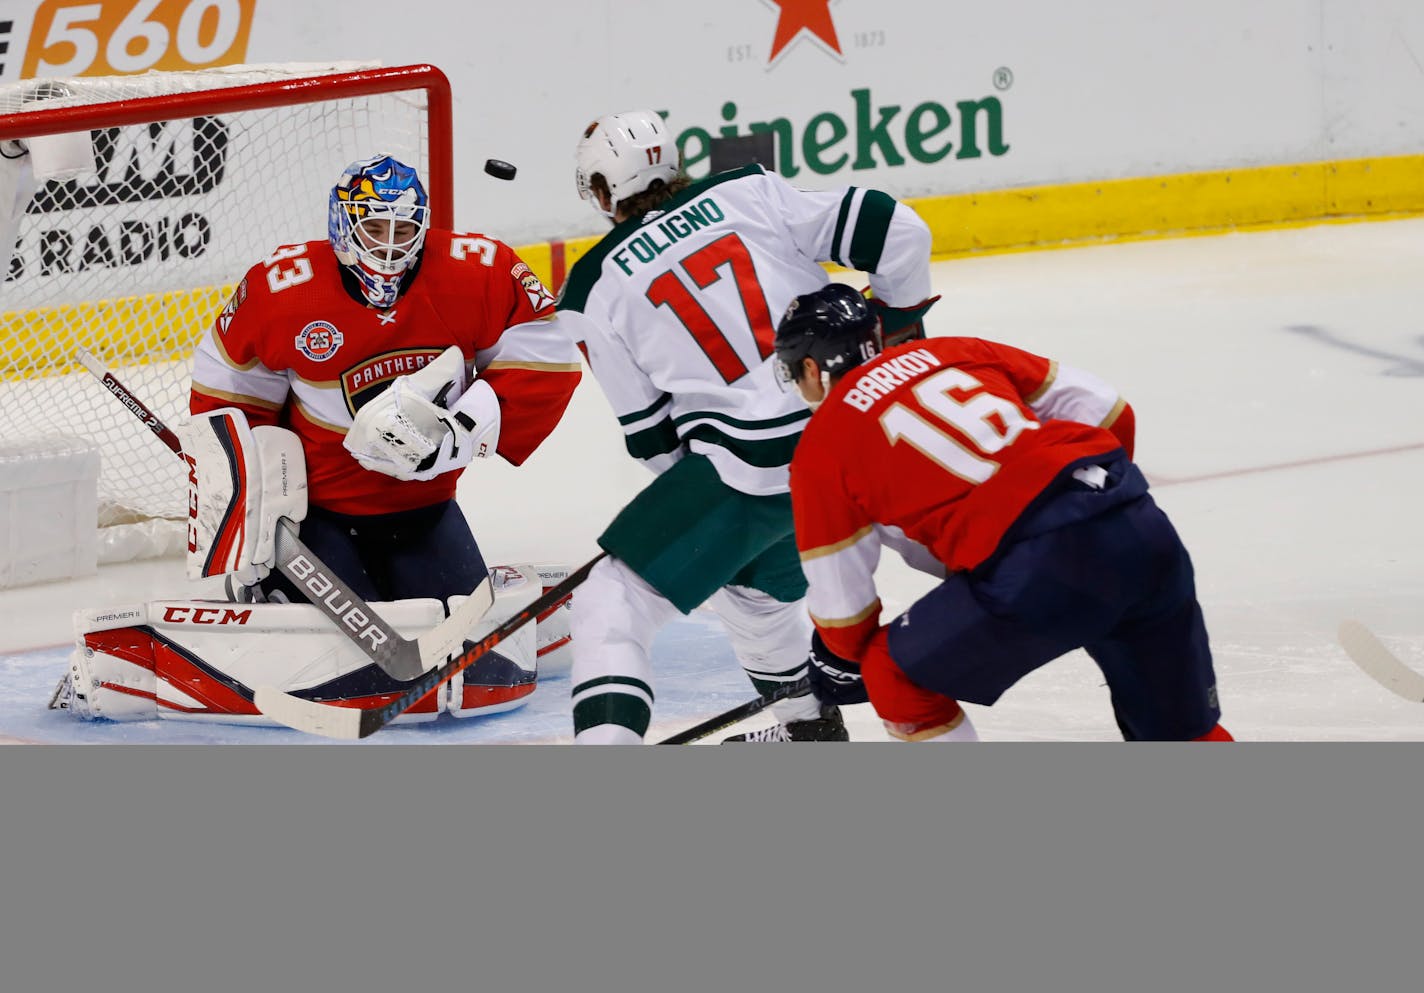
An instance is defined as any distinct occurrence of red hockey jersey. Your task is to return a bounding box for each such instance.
[190,231,581,515]
[791,337,1134,660]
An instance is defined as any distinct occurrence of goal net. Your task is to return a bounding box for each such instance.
[0,62,453,562]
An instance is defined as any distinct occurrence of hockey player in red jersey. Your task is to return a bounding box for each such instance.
[774,283,1233,741]
[181,154,582,716]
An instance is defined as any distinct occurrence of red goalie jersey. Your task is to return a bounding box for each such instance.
[190,231,582,515]
[791,336,1136,661]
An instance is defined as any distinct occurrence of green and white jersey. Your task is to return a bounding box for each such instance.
[556,164,933,496]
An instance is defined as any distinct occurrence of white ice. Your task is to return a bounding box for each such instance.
[2,217,1421,743]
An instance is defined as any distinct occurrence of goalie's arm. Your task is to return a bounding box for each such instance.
[472,314,583,465]
[189,324,289,428]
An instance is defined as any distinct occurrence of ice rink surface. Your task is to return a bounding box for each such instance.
[3,216,1422,743]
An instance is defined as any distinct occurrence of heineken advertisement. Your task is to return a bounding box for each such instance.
[673,91,1011,178]
[3,0,1421,244]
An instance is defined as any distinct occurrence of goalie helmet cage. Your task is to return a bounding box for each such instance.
[0,62,454,562]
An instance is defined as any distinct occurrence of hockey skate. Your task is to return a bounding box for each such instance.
[723,702,849,742]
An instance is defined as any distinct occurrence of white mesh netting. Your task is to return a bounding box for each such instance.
[0,62,434,560]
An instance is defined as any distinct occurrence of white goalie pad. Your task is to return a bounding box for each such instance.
[530,563,575,675]
[447,564,540,718]
[63,598,450,726]
[178,408,308,583]
[57,562,568,727]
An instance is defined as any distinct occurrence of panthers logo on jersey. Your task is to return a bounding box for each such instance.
[340,347,445,415]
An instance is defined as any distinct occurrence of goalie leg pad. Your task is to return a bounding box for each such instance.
[64,605,159,721]
[446,564,540,718]
[531,563,575,676]
[63,599,449,725]
[177,408,308,584]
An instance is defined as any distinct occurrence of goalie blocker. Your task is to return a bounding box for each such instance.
[53,563,575,725]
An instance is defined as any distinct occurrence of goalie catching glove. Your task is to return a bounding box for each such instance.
[344,345,501,481]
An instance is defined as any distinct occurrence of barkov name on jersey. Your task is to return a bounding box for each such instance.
[841,347,943,412]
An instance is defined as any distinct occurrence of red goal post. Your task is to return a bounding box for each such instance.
[0,63,453,562]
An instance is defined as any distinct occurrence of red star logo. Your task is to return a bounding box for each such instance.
[766,0,843,63]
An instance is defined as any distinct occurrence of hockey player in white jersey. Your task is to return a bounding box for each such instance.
[554,109,939,743]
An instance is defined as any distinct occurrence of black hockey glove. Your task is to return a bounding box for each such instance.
[806,629,869,707]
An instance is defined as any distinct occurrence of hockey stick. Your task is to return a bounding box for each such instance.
[1338,620,1424,703]
[75,347,492,682]
[254,552,607,738]
[655,677,812,744]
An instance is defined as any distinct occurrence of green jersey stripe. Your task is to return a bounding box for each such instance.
[624,417,681,461]
[830,189,856,268]
[847,189,897,272]
[617,392,672,427]
[683,423,802,468]
[670,407,811,433]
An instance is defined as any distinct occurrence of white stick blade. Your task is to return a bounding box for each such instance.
[1338,620,1424,703]
[415,577,495,669]
[254,687,365,739]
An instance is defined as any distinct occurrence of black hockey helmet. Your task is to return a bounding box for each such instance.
[773,283,883,387]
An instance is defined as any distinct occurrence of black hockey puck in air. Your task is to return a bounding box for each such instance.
[484,159,517,180]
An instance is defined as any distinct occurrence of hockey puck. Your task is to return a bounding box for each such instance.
[484,158,517,180]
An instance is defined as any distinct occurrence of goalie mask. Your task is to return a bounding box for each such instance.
[328,154,431,308]
[773,284,884,398]
[575,109,680,219]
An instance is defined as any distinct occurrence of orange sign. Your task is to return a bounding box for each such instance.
[23,0,257,78]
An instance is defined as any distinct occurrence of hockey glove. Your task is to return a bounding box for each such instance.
[806,629,869,707]
[865,291,941,347]
[345,347,501,481]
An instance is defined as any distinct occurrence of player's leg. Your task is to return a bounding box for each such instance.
[352,500,489,602]
[568,556,680,743]
[884,454,1151,704]
[861,628,978,741]
[710,585,847,741]
[1082,495,1229,741]
[713,535,847,741]
[569,454,810,743]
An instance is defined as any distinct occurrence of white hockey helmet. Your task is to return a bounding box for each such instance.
[575,109,680,219]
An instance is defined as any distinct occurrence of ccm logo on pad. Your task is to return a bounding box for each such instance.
[163,607,253,624]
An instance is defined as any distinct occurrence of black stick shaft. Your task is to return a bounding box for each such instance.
[655,677,811,745]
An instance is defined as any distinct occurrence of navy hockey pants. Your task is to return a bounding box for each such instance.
[262,499,488,605]
[886,455,1222,741]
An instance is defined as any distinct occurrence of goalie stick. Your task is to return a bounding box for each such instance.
[1338,620,1424,703]
[655,677,812,744]
[75,347,492,682]
[254,552,607,738]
